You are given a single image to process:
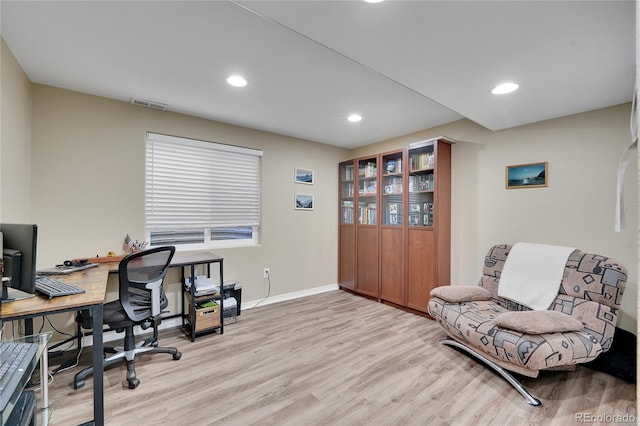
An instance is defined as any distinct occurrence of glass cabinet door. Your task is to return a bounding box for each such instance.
[381,151,403,226]
[339,161,355,225]
[340,161,355,225]
[357,157,377,225]
[408,143,435,227]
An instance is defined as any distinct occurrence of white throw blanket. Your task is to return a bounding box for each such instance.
[497,242,575,310]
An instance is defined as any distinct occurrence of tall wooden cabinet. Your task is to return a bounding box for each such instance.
[338,137,452,314]
[406,138,452,312]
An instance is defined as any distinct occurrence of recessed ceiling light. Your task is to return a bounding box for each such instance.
[227,75,247,88]
[491,82,519,95]
[348,114,362,122]
[363,0,385,3]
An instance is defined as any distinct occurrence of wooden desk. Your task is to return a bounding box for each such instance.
[1,265,109,426]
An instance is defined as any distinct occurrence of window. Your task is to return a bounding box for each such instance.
[145,132,262,249]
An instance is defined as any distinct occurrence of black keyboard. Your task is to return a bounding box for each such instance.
[0,341,39,412]
[35,276,85,298]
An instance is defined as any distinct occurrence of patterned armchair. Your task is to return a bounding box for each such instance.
[427,244,627,406]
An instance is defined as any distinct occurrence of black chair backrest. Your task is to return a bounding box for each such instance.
[118,246,175,323]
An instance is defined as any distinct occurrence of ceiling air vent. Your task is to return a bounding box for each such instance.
[130,98,168,111]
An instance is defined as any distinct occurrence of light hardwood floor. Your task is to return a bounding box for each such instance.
[44,290,636,425]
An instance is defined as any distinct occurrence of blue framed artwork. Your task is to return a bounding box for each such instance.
[295,194,314,210]
[295,167,314,184]
[506,162,548,189]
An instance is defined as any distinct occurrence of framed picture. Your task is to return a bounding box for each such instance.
[295,167,314,184]
[295,194,314,210]
[506,162,548,189]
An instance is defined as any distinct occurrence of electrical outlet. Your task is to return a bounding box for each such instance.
[263,267,270,279]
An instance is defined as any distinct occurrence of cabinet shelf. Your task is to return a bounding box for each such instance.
[409,168,434,174]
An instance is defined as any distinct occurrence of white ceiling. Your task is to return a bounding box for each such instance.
[0,1,635,149]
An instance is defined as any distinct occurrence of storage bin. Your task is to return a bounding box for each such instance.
[188,299,221,332]
[223,297,237,325]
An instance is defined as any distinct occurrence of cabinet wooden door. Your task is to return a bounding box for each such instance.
[380,227,404,305]
[339,226,355,290]
[406,229,436,312]
[356,226,379,297]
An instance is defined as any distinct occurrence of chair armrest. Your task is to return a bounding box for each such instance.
[430,286,492,303]
[144,279,163,317]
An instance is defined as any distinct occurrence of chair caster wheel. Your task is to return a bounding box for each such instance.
[73,380,84,390]
[173,352,182,360]
[128,378,140,389]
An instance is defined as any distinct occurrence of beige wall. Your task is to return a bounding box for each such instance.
[352,104,638,332]
[29,84,348,320]
[1,37,32,221]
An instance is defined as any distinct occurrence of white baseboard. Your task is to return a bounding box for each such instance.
[80,283,339,348]
[240,283,339,311]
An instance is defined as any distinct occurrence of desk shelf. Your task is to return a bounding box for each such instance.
[179,255,225,341]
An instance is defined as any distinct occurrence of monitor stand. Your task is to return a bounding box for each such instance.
[1,278,35,302]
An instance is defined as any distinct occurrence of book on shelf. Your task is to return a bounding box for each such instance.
[385,158,402,174]
[358,203,377,225]
[384,203,402,225]
[343,183,354,197]
[409,174,434,192]
[383,176,402,194]
[361,180,377,195]
[359,161,377,178]
[423,202,434,226]
[410,152,435,170]
[343,164,354,181]
[342,201,354,224]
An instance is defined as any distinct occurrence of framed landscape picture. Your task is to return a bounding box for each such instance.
[295,167,314,184]
[295,194,314,210]
[506,162,548,189]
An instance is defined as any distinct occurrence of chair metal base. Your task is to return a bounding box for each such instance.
[439,338,542,406]
[73,327,181,390]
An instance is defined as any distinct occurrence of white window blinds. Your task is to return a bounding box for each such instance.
[145,132,262,235]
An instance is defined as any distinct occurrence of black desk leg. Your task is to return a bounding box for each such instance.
[91,304,104,426]
[25,318,33,336]
[190,265,196,342]
[219,260,224,335]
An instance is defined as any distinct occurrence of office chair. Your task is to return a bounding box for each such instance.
[73,246,181,390]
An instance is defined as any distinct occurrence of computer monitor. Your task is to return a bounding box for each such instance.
[1,223,37,302]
